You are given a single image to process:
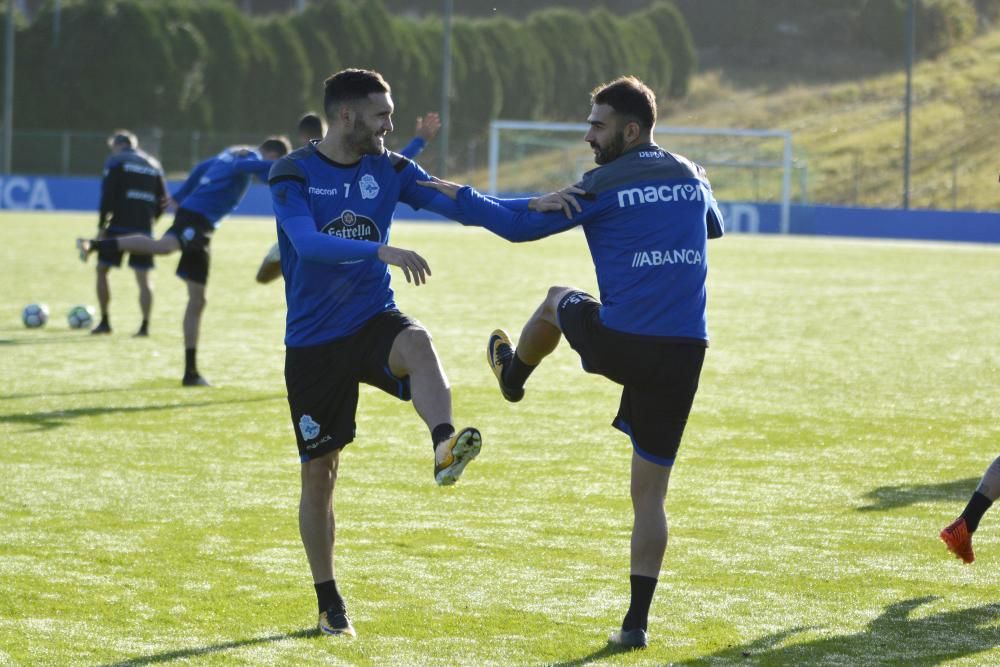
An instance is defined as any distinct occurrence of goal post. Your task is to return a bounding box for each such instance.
[487,120,794,234]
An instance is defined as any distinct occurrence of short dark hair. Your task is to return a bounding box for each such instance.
[297,112,325,140]
[591,76,657,131]
[107,129,136,149]
[259,136,291,157]
[323,69,391,118]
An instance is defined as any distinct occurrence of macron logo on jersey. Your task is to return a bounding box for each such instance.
[308,186,338,196]
[631,249,704,268]
[617,183,704,208]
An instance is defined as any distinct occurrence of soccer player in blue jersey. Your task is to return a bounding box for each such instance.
[269,69,499,639]
[420,76,724,650]
[255,110,441,284]
[91,130,168,337]
[78,137,291,385]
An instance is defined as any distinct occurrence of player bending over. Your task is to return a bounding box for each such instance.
[420,75,724,650]
[941,456,1000,563]
[78,137,291,386]
[256,110,442,284]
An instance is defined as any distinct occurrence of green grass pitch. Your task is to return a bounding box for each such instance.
[1,211,999,666]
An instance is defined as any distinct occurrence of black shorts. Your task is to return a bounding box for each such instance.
[97,228,154,270]
[557,290,706,467]
[165,208,214,285]
[285,310,416,462]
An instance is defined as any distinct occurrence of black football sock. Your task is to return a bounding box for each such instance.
[960,492,993,534]
[184,348,198,376]
[138,319,148,333]
[92,238,119,253]
[503,351,536,389]
[622,575,658,632]
[315,579,344,614]
[431,423,455,451]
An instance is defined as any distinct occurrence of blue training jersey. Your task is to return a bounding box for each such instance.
[173,147,273,226]
[269,143,439,347]
[453,143,724,341]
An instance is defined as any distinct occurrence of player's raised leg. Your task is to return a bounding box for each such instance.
[78,233,181,260]
[488,286,576,402]
[388,325,481,485]
[941,455,1000,564]
[300,450,356,637]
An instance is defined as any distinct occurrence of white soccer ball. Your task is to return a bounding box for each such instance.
[22,303,49,328]
[67,305,95,329]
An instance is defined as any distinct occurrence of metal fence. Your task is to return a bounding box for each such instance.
[8,129,277,178]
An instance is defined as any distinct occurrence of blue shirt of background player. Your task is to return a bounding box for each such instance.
[173,148,274,226]
[448,143,724,342]
[270,143,466,347]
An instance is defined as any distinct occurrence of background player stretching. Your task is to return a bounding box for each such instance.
[78,137,290,385]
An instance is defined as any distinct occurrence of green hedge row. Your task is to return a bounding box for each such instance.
[10,0,695,149]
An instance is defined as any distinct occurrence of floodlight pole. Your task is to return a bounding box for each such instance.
[2,0,14,175]
[438,0,453,176]
[902,0,915,210]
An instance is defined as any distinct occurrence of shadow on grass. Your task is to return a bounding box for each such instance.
[0,385,164,402]
[0,394,283,431]
[857,478,980,512]
[673,597,1000,666]
[98,627,319,666]
[547,642,638,667]
[0,332,106,346]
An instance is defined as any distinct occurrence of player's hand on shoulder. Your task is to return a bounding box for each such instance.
[529,186,585,219]
[417,176,462,200]
[377,245,432,286]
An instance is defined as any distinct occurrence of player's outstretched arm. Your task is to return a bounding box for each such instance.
[418,177,587,242]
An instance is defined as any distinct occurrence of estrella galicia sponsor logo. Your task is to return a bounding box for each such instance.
[631,249,704,268]
[308,185,338,196]
[299,414,321,441]
[617,183,704,208]
[359,174,380,199]
[320,209,381,243]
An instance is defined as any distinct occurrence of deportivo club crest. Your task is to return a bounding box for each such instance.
[359,174,380,200]
[299,414,320,441]
[320,209,381,243]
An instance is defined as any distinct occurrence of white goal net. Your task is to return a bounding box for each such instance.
[487,120,794,233]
